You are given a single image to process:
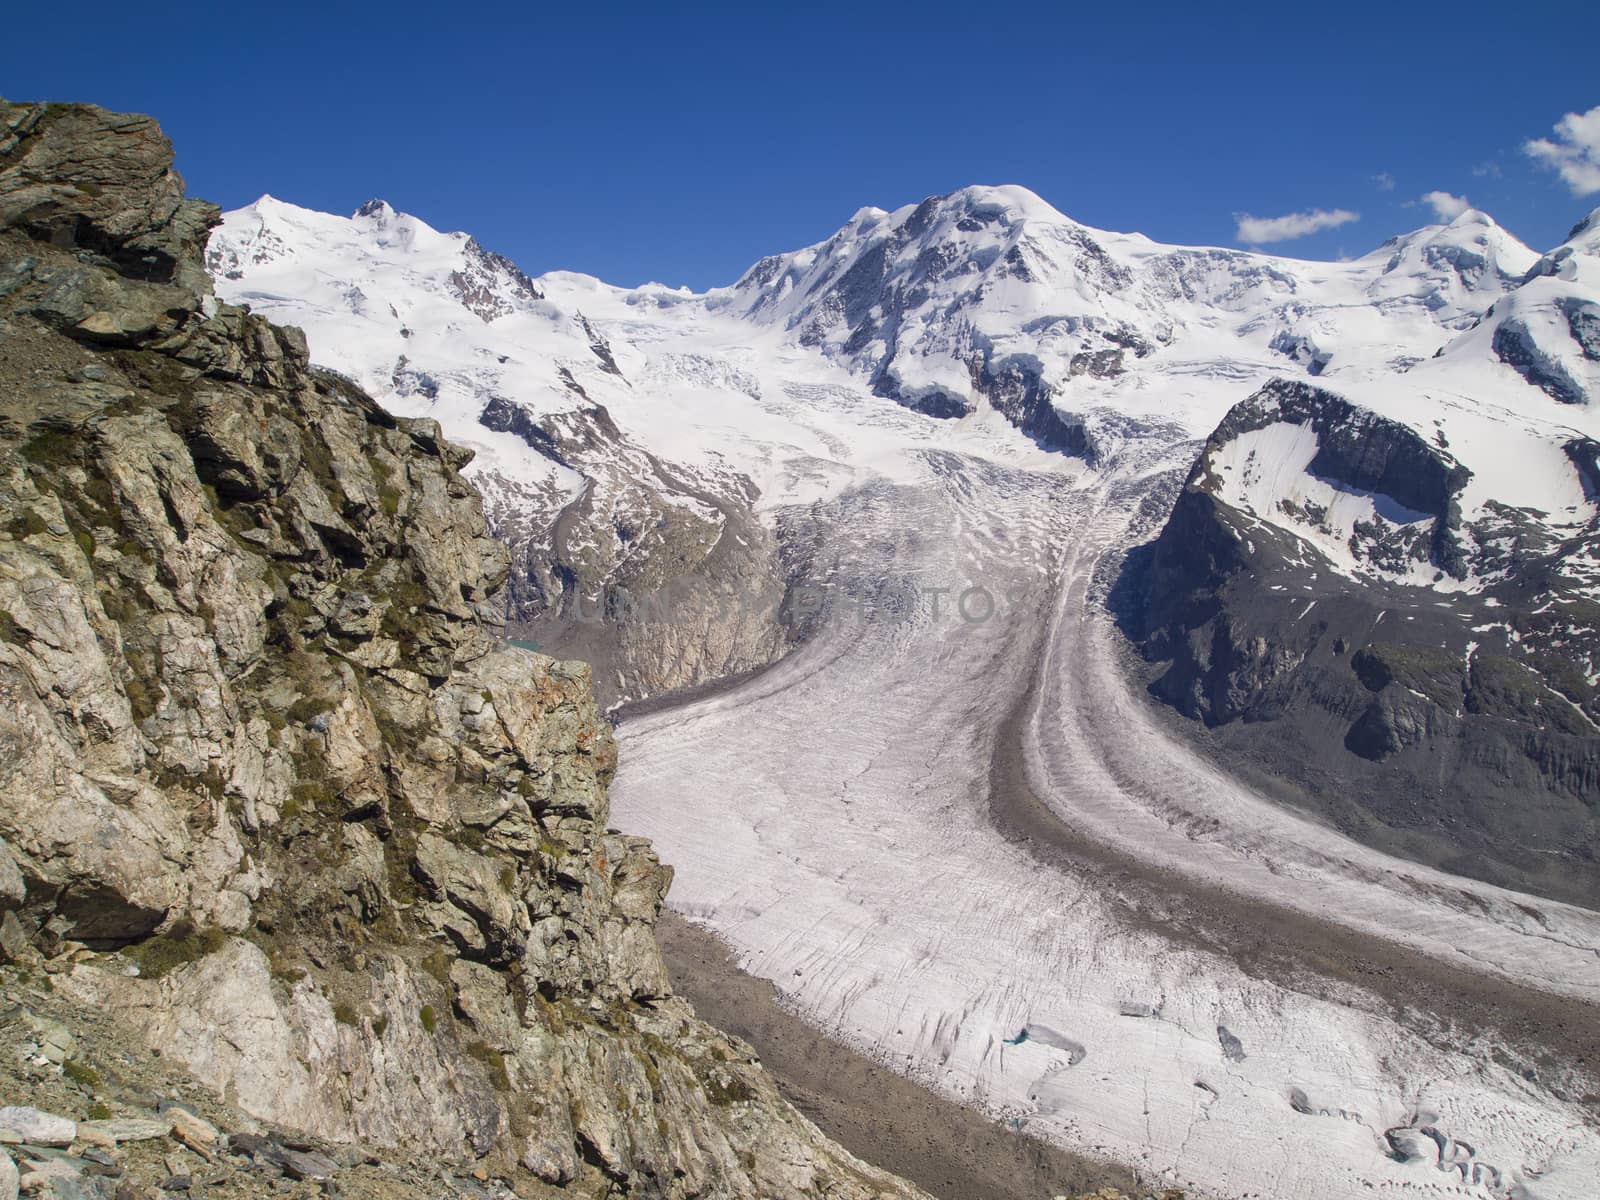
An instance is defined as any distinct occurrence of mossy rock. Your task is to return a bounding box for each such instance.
[702,1070,754,1107]
[20,428,79,468]
[1352,642,1463,709]
[123,921,228,980]
[1468,653,1588,734]
[466,1039,512,1091]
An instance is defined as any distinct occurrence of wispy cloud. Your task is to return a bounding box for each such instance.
[1471,161,1502,179]
[1235,208,1360,244]
[1420,190,1471,221]
[1524,104,1600,195]
[1372,172,1396,192]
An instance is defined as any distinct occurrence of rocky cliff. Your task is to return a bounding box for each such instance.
[0,99,928,1199]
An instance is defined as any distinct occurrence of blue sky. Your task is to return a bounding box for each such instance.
[8,1,1599,288]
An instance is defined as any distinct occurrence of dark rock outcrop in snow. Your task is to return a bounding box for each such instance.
[1492,316,1588,404]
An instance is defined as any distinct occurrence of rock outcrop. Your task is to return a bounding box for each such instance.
[0,99,925,1199]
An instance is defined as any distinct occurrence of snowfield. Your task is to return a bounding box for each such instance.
[210,185,1600,1199]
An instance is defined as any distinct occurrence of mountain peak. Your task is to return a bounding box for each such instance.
[1369,206,1539,295]
[923,183,1069,229]
[845,204,889,227]
[1445,206,1497,229]
[1567,206,1600,246]
[249,192,313,217]
[354,197,396,221]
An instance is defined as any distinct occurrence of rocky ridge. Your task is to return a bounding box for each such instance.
[0,99,932,1199]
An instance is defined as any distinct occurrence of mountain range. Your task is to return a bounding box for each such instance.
[209,182,1600,904]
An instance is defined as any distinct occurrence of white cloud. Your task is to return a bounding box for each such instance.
[1421,190,1471,221]
[1234,208,1360,244]
[1373,172,1396,192]
[1471,161,1502,179]
[1524,104,1600,195]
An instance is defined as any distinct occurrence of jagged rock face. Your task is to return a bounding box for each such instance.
[1127,379,1600,907]
[0,102,216,299]
[451,236,546,322]
[0,100,924,1200]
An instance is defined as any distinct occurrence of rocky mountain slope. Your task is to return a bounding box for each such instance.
[1126,214,1600,905]
[0,99,938,1199]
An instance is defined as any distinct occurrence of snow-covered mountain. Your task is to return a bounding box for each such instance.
[1434,207,1600,408]
[208,196,808,703]
[206,185,1600,1199]
[209,189,1589,586]
[716,187,1540,450]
